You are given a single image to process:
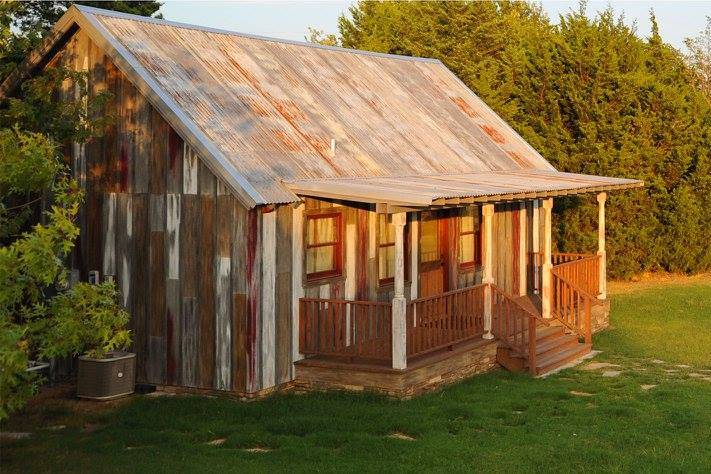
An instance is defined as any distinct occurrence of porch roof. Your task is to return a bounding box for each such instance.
[286,169,643,208]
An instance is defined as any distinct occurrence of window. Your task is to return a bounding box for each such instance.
[459,207,481,269]
[377,214,409,285]
[305,212,342,281]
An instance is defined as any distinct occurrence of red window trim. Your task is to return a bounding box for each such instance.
[459,208,482,270]
[305,211,343,282]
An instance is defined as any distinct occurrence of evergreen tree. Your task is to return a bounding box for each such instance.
[332,1,711,277]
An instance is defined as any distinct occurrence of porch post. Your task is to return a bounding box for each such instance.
[518,201,527,296]
[597,192,607,300]
[391,212,408,369]
[541,198,553,319]
[531,200,540,294]
[482,204,495,339]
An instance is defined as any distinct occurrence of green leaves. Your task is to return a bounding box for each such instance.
[37,282,132,360]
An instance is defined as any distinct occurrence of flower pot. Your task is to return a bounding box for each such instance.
[77,351,135,400]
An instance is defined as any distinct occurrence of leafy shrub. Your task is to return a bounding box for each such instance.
[37,282,132,360]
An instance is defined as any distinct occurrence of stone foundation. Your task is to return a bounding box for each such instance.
[293,339,499,399]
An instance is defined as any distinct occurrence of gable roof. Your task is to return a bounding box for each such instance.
[1,5,642,208]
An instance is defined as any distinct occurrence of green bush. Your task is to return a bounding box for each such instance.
[36,282,132,360]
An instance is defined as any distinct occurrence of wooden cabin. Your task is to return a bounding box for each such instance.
[3,6,643,398]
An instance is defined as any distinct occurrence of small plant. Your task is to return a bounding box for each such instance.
[37,281,132,360]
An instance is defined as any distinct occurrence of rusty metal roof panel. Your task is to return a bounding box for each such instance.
[65,6,560,204]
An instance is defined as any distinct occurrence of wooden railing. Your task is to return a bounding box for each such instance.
[552,252,590,265]
[299,298,392,362]
[406,284,486,359]
[550,271,594,344]
[527,252,599,295]
[490,284,545,375]
[551,254,600,297]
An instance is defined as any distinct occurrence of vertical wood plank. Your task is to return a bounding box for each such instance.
[214,188,233,390]
[180,194,199,387]
[198,194,215,388]
[275,206,292,385]
[182,143,198,195]
[291,203,305,369]
[130,195,149,382]
[215,256,232,390]
[231,202,248,392]
[102,192,116,278]
[261,209,277,388]
[165,278,180,385]
[246,209,261,392]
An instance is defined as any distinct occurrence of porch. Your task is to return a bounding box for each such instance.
[295,245,608,396]
[289,171,632,394]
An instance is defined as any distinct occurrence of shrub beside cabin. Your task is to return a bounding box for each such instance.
[2,6,643,397]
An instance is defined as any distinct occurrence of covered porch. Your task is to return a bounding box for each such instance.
[289,170,641,394]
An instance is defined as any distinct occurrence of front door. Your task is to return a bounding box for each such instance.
[419,211,447,298]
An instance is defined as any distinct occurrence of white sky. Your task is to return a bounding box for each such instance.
[158,0,711,51]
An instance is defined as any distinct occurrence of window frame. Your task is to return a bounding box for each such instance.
[376,213,410,287]
[304,210,344,283]
[458,207,482,271]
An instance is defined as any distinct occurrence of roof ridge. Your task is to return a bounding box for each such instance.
[75,4,443,65]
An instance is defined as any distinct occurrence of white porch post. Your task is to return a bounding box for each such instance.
[482,204,495,339]
[597,192,607,300]
[518,201,527,297]
[391,212,408,369]
[541,198,553,319]
[531,200,540,294]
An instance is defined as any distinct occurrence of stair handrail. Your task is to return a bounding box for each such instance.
[490,284,546,375]
[549,268,599,344]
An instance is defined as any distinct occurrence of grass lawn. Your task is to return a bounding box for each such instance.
[2,277,710,473]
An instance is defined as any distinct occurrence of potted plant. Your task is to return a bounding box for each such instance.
[38,281,134,400]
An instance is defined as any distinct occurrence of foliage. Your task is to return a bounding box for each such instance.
[36,282,131,360]
[329,1,711,278]
[0,175,80,421]
[1,67,114,144]
[0,1,162,80]
[685,16,711,102]
[0,0,157,419]
[0,318,38,421]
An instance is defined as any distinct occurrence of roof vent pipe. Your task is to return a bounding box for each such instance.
[330,138,336,156]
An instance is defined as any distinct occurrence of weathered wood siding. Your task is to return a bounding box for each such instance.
[56,30,278,393]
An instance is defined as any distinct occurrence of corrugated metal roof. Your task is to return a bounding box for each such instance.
[86,6,557,204]
[287,170,643,207]
[3,6,643,207]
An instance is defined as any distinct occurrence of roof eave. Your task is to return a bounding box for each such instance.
[1,5,283,210]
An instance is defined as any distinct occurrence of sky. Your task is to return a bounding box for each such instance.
[159,1,711,51]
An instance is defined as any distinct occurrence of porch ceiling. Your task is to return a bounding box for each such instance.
[285,169,644,209]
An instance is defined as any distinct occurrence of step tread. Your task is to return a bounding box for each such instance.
[535,334,579,355]
[532,343,592,373]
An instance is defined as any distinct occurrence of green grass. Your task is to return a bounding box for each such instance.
[2,279,710,473]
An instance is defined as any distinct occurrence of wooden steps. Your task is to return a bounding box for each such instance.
[496,323,592,376]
